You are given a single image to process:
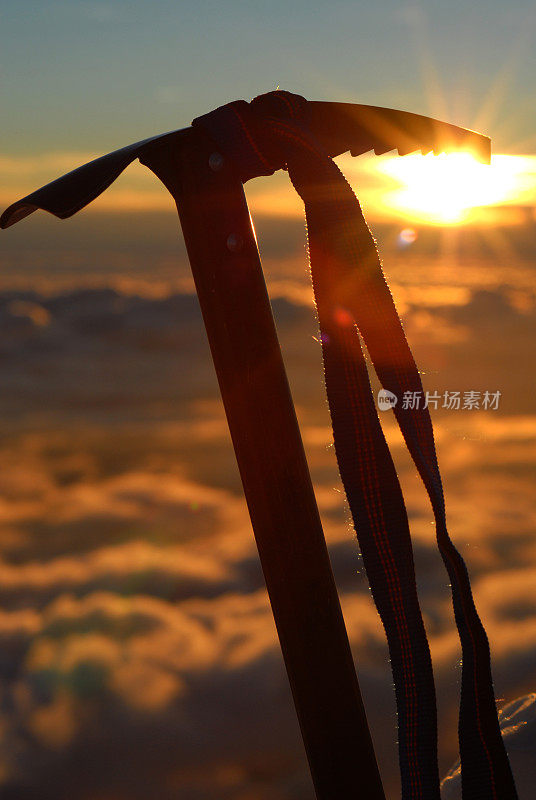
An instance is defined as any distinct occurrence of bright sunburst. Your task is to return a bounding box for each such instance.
[376,152,532,225]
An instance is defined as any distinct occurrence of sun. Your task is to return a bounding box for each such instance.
[376,152,530,225]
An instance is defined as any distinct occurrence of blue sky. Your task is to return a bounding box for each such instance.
[2,0,535,155]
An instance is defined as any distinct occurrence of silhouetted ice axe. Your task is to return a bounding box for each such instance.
[3,94,507,800]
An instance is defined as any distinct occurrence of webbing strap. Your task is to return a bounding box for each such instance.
[193,91,518,800]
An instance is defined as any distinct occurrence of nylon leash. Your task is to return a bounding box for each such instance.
[193,91,518,800]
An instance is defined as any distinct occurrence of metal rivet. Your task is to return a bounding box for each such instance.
[209,152,224,172]
[226,233,244,253]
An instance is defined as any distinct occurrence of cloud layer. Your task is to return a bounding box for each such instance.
[0,241,533,798]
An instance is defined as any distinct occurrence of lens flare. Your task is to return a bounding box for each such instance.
[398,227,418,246]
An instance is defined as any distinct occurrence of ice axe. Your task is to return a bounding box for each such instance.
[2,94,508,800]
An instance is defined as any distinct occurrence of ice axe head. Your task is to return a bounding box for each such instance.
[0,96,490,229]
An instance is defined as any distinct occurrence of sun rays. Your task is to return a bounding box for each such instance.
[375,152,533,225]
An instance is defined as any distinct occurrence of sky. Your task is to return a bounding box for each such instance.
[1,0,535,229]
[1,0,535,154]
[2,0,536,230]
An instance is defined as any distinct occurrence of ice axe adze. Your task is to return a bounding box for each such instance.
[1,96,492,800]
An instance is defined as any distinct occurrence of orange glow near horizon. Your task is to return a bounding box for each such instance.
[375,152,534,225]
[0,151,534,227]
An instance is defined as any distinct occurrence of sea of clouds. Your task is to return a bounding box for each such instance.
[0,217,534,798]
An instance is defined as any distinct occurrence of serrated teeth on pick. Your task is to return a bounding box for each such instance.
[397,145,420,156]
[310,102,491,163]
[373,145,396,155]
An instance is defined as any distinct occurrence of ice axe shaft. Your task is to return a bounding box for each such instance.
[139,126,386,799]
